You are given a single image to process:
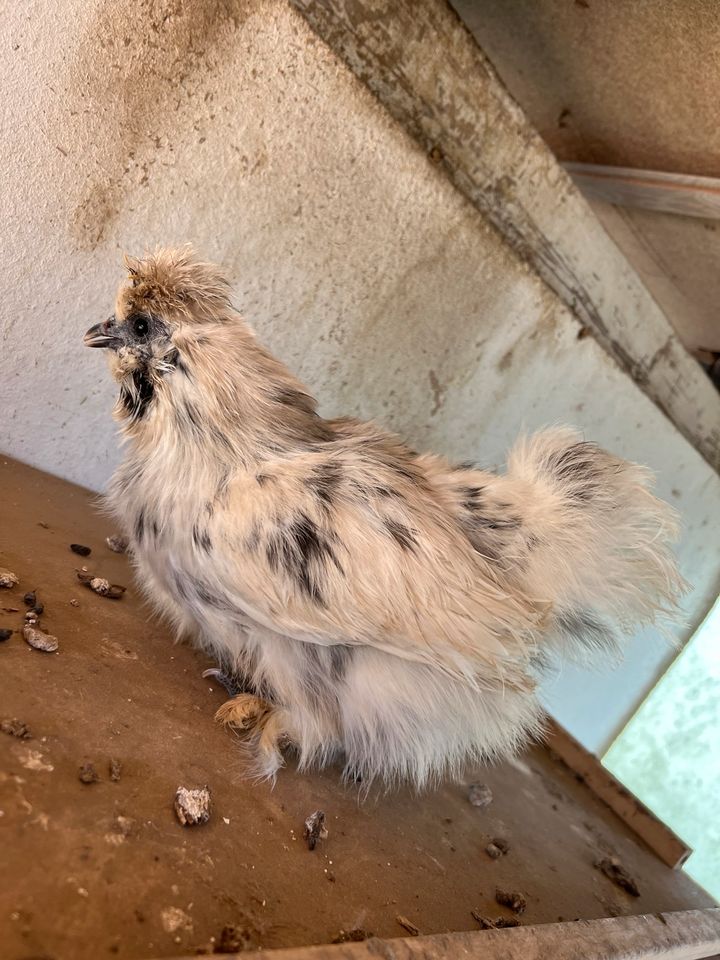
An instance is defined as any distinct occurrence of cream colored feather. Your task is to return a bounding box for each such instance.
[85,246,685,787]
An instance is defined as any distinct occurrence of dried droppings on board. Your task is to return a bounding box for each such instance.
[38,521,50,529]
[0,569,19,589]
[485,837,510,859]
[596,857,640,897]
[303,809,328,850]
[79,762,100,784]
[0,628,12,641]
[70,543,92,557]
[77,571,126,599]
[213,923,255,953]
[472,912,520,929]
[23,623,59,653]
[1,718,32,739]
[109,758,122,781]
[70,598,79,607]
[468,782,493,808]
[106,535,129,554]
[174,785,211,826]
[495,889,527,914]
[332,929,373,944]
[23,591,37,607]
[395,915,421,936]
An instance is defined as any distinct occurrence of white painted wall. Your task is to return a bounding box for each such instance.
[1,0,718,753]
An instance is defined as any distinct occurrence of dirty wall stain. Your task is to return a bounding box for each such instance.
[66,0,260,249]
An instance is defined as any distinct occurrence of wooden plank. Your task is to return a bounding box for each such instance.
[289,0,720,470]
[545,720,691,869]
[565,163,720,220]
[167,908,720,960]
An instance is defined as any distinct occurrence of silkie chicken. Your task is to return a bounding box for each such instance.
[84,247,684,787]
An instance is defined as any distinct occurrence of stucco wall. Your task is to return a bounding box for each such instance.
[1,0,718,752]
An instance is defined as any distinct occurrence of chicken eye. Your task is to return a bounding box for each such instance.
[132,316,149,339]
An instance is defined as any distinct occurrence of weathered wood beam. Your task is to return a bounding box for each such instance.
[565,163,720,219]
[546,720,691,869]
[169,908,720,960]
[289,0,720,470]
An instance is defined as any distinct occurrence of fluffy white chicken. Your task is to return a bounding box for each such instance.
[85,247,684,787]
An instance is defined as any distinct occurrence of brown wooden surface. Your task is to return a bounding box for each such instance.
[172,908,720,960]
[546,720,692,869]
[0,454,713,960]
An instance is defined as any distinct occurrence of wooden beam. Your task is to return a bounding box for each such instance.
[168,909,720,960]
[289,0,720,470]
[565,163,720,220]
[546,720,691,869]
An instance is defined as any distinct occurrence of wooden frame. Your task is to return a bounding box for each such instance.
[168,909,720,960]
[564,163,720,220]
[546,720,691,869]
[290,0,720,470]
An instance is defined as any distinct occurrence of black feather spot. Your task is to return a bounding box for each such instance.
[328,644,352,682]
[462,486,485,511]
[307,462,342,509]
[120,369,155,421]
[134,508,146,543]
[266,513,342,604]
[546,442,600,502]
[555,609,616,653]
[192,523,212,553]
[274,387,317,415]
[384,519,417,552]
[374,485,402,499]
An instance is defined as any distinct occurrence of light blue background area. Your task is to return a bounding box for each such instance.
[604,597,720,900]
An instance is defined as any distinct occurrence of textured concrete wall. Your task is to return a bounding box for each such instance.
[0,0,718,751]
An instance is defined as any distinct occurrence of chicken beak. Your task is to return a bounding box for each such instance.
[84,317,121,349]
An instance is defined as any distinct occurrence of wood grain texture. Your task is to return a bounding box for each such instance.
[565,164,720,220]
[169,908,720,959]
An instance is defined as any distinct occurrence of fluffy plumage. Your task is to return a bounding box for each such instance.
[86,246,685,787]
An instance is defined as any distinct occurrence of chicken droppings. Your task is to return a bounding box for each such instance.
[79,762,100,784]
[396,915,421,936]
[471,911,520,929]
[0,569,19,589]
[332,929,373,944]
[1,718,32,739]
[214,923,254,953]
[106,535,129,553]
[468,782,493,808]
[77,571,126,599]
[174,786,211,826]
[109,758,122,782]
[485,837,510,859]
[495,888,527,914]
[160,906,193,934]
[23,621,59,653]
[596,856,640,897]
[303,810,328,850]
[70,543,92,557]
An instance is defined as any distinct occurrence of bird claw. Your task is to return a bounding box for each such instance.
[202,667,245,697]
[215,693,268,730]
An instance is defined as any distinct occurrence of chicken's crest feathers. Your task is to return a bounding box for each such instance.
[118,245,232,322]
